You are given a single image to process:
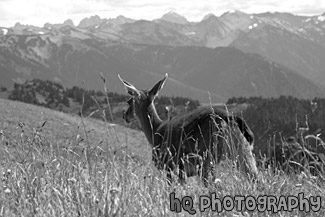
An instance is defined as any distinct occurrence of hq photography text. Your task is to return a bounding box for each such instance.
[170,192,321,214]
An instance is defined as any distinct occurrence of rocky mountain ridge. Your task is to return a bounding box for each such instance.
[1,10,325,102]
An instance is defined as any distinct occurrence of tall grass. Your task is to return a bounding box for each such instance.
[1,119,325,216]
[0,93,325,216]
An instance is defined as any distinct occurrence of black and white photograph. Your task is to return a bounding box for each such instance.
[1,0,325,216]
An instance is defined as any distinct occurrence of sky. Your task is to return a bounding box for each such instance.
[1,0,325,27]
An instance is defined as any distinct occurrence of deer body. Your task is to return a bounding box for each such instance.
[119,74,258,186]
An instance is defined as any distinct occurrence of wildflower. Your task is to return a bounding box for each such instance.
[4,188,11,194]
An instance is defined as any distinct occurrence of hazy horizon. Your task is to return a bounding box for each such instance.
[1,0,324,28]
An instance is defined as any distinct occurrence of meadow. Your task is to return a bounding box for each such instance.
[0,98,325,216]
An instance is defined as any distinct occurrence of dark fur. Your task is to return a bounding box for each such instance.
[119,74,258,185]
[152,106,256,184]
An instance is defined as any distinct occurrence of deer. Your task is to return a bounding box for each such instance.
[119,73,258,186]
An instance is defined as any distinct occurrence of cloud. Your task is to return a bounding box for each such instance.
[0,0,324,27]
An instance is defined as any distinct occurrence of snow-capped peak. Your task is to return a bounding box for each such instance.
[318,16,325,22]
[1,28,8,35]
[222,10,247,17]
[160,11,188,24]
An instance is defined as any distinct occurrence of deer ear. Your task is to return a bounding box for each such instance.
[118,74,140,96]
[149,73,168,99]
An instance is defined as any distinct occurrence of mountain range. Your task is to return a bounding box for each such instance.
[1,10,325,102]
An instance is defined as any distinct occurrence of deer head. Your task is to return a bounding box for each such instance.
[118,74,168,123]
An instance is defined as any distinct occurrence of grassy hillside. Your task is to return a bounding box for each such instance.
[0,98,149,161]
[1,98,325,216]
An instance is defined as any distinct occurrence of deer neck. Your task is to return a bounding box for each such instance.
[137,103,163,146]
